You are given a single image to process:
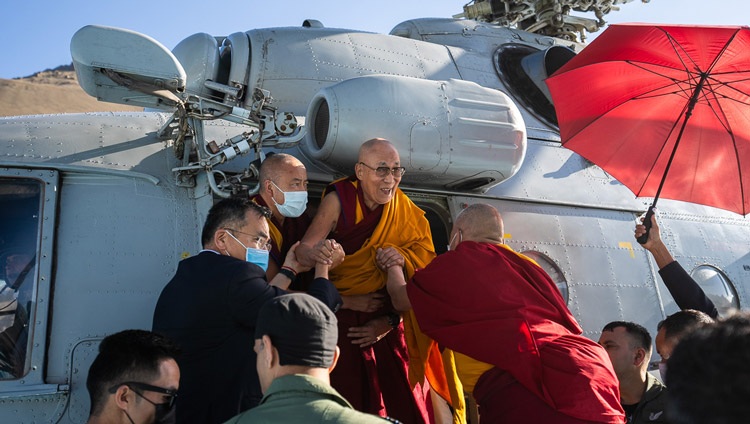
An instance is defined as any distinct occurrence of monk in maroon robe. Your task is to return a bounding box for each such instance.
[298,139,463,424]
[382,203,626,423]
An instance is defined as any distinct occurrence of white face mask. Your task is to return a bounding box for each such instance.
[271,181,308,218]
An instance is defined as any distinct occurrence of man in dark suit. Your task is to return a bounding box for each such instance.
[152,197,342,424]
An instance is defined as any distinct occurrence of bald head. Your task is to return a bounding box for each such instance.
[257,153,308,221]
[453,203,504,244]
[358,138,398,162]
[259,153,305,183]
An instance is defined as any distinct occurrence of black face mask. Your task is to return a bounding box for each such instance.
[129,390,177,424]
[152,401,176,424]
[109,381,178,424]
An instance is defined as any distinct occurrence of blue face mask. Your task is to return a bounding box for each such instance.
[227,231,269,272]
[245,247,269,272]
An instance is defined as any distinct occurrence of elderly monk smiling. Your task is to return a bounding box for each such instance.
[298,138,464,424]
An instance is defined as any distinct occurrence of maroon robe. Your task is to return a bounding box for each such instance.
[407,241,625,423]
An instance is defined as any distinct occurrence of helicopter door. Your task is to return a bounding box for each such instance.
[0,170,58,394]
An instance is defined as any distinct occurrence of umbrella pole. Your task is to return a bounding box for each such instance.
[637,73,708,244]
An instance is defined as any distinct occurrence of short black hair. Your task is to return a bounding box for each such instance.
[200,197,271,246]
[602,321,652,351]
[657,309,714,341]
[666,312,750,424]
[86,330,180,416]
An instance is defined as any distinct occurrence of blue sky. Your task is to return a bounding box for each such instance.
[0,0,744,79]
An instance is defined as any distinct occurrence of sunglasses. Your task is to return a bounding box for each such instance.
[108,381,178,408]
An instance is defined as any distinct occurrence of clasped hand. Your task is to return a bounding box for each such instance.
[306,239,344,267]
[375,247,405,271]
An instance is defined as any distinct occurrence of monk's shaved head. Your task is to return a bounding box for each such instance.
[358,138,398,162]
[454,203,504,244]
[259,153,304,183]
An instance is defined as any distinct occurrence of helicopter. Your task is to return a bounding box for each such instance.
[0,1,746,421]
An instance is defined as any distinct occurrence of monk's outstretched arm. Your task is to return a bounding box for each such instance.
[386,265,412,312]
[377,247,411,311]
[298,193,342,268]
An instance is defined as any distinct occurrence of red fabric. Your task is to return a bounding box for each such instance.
[408,242,624,423]
[546,24,750,215]
[473,368,610,424]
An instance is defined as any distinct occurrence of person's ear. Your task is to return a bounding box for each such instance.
[355,163,363,180]
[264,179,275,196]
[634,347,647,367]
[328,346,341,374]
[113,385,132,411]
[214,229,229,253]
[261,335,277,368]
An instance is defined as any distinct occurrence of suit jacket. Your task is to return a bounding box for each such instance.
[152,251,340,424]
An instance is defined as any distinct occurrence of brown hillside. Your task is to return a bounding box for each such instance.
[0,70,142,117]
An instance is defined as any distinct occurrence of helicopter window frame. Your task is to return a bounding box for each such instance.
[412,197,452,256]
[0,170,58,388]
[493,43,573,130]
[520,250,569,305]
[689,264,740,317]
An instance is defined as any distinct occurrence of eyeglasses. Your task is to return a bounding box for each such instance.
[223,228,273,251]
[108,381,178,408]
[358,162,406,178]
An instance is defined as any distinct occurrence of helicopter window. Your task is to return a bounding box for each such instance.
[689,265,740,317]
[0,178,41,380]
[520,251,569,304]
[416,202,451,256]
[216,37,232,87]
[494,44,575,127]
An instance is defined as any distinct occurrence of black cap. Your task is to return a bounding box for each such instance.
[255,293,338,367]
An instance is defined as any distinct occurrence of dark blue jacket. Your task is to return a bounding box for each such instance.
[153,251,341,424]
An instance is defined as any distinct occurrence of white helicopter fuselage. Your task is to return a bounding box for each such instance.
[0,16,746,423]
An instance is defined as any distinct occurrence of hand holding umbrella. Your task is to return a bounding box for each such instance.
[546,23,750,243]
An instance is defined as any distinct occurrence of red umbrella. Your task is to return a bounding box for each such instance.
[546,23,750,241]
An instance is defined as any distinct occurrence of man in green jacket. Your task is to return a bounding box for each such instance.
[223,293,397,424]
[599,321,668,424]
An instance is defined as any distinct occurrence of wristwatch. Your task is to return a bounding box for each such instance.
[386,311,401,328]
[278,267,296,281]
